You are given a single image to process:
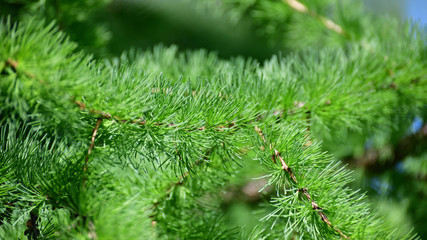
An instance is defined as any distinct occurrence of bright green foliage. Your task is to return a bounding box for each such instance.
[0,0,426,239]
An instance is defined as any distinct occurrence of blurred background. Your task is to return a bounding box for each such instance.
[1,0,426,59]
[1,0,426,238]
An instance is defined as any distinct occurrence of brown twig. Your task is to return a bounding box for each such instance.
[83,118,103,172]
[165,160,200,194]
[4,58,41,82]
[150,154,207,220]
[74,100,142,123]
[283,0,348,37]
[255,126,298,183]
[6,58,18,70]
[74,100,238,133]
[274,149,298,183]
[150,147,215,223]
[165,146,215,194]
[299,188,350,239]
[255,126,350,239]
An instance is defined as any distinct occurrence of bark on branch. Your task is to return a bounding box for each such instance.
[255,126,350,239]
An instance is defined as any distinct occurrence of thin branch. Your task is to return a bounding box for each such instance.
[255,126,298,182]
[150,147,215,224]
[74,100,238,133]
[165,146,215,194]
[165,160,201,194]
[83,118,103,172]
[299,188,350,239]
[74,100,141,123]
[283,0,348,37]
[6,58,18,70]
[274,149,298,183]
[4,59,43,83]
[150,151,209,221]
[255,126,350,239]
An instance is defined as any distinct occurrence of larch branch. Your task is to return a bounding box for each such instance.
[83,118,103,172]
[255,126,350,239]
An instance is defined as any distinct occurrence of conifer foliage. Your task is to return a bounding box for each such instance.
[1,0,426,239]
